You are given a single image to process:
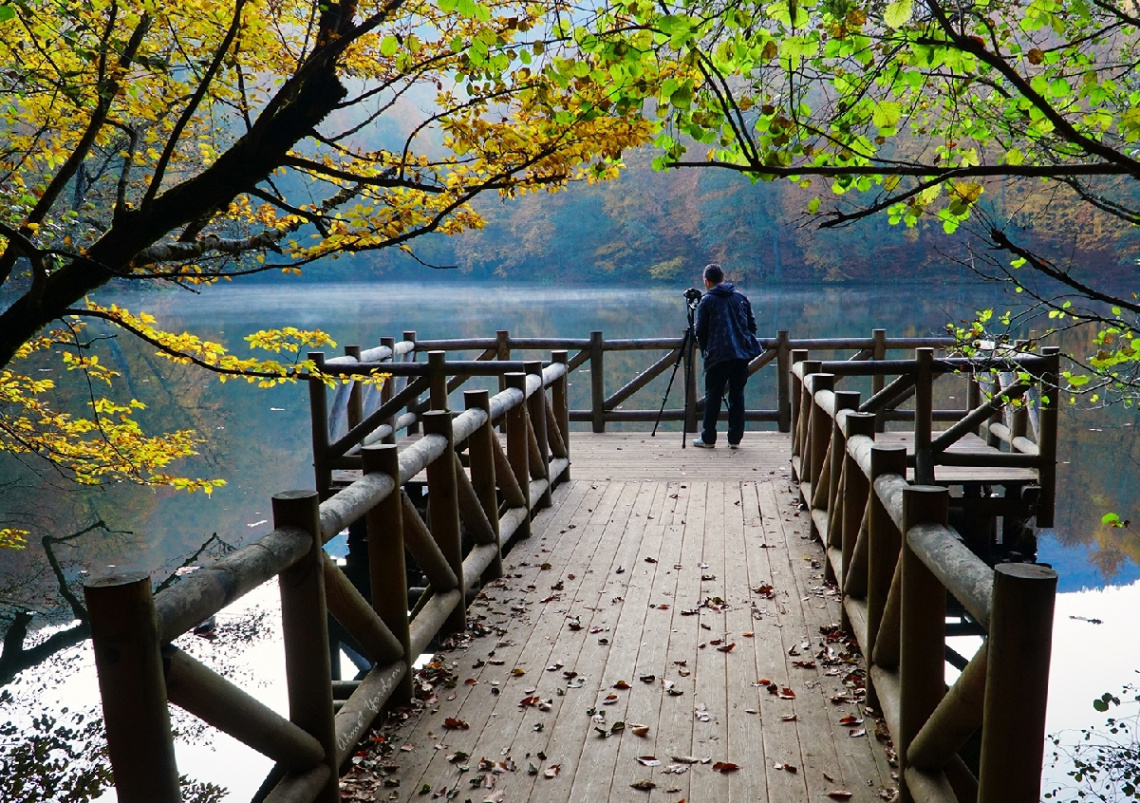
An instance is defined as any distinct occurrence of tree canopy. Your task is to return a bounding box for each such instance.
[0,0,657,545]
[578,0,1140,389]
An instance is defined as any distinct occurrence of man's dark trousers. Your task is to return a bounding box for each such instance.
[700,358,749,445]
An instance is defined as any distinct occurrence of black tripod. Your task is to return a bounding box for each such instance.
[652,289,702,447]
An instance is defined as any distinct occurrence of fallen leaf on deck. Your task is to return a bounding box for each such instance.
[694,705,711,722]
[443,718,469,730]
[672,755,700,764]
[781,714,797,722]
[778,687,796,699]
[520,695,540,707]
[637,756,661,766]
[701,574,717,581]
[511,668,526,676]
[838,716,863,726]
[603,694,619,705]
[630,723,650,737]
[717,642,737,653]
[848,728,867,738]
[752,584,776,598]
[792,660,816,669]
[630,779,656,791]
[544,764,561,778]
[567,618,582,630]
[645,557,658,564]
[827,792,853,800]
[483,793,505,803]
[613,680,632,690]
[743,631,754,638]
[773,762,798,773]
[611,721,625,734]
[712,762,740,773]
[639,674,656,683]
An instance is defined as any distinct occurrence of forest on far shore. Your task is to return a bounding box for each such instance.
[305,146,1140,286]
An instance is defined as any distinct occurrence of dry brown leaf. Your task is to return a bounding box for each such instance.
[712,762,740,773]
[630,779,656,791]
[630,723,650,737]
[827,792,853,800]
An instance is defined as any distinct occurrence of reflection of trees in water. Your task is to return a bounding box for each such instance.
[0,528,274,802]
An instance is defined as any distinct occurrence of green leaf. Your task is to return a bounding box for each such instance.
[0,5,15,21]
[807,198,820,214]
[884,0,913,29]
[380,36,399,58]
[872,101,901,129]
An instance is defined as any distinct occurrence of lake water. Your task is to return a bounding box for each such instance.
[2,279,1137,799]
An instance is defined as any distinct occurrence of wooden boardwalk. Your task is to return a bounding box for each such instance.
[348,434,895,802]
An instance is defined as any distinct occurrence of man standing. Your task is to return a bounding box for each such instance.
[692,263,761,449]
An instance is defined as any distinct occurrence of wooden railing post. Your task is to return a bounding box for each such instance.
[362,444,414,703]
[1036,346,1060,528]
[807,373,834,493]
[776,330,792,433]
[914,348,935,484]
[789,349,809,465]
[84,574,180,803]
[505,372,532,538]
[841,412,875,607]
[899,485,949,803]
[380,337,397,444]
[525,360,552,508]
[423,411,466,635]
[272,490,338,803]
[428,350,448,411]
[496,330,510,433]
[866,446,908,673]
[590,331,605,432]
[345,345,364,430]
[404,331,420,434]
[977,563,1058,803]
[307,352,333,498]
[872,329,887,432]
[551,350,571,478]
[465,390,503,580]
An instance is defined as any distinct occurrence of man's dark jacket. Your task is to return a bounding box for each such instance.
[694,282,760,368]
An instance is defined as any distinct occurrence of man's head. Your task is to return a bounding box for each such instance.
[702,263,724,289]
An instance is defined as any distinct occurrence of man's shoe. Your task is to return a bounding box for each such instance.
[728,443,740,450]
[692,438,715,448]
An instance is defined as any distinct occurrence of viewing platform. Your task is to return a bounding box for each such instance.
[350,433,896,802]
[82,330,1060,803]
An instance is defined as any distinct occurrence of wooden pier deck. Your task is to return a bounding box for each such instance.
[348,434,895,802]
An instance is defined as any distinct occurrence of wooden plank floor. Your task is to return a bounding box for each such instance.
[348,433,896,803]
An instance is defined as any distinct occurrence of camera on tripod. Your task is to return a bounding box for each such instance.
[683,287,703,308]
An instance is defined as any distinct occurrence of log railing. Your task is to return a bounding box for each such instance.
[84,358,572,803]
[312,329,961,448]
[791,346,1061,803]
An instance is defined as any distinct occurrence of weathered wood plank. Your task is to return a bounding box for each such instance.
[361,434,892,803]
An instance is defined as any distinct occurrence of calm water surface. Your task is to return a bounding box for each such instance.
[2,280,1137,799]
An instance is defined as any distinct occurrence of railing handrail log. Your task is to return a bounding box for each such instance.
[155,526,313,643]
[907,523,993,630]
[805,354,1051,378]
[776,330,792,432]
[525,361,551,506]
